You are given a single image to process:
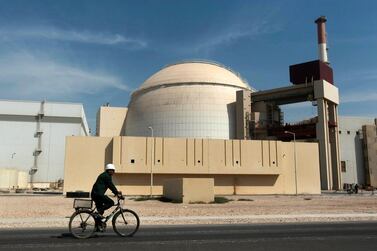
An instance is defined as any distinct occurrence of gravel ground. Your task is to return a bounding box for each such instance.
[1,193,377,229]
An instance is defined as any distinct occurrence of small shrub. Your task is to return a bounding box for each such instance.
[211,197,233,204]
[130,196,181,203]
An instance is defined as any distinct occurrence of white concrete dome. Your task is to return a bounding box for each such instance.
[124,61,252,139]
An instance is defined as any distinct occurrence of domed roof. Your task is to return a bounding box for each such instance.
[138,61,251,91]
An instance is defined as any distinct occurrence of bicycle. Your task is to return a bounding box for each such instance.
[68,194,140,239]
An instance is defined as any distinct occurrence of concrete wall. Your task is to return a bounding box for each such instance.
[339,116,376,185]
[163,178,215,203]
[64,136,113,193]
[96,106,128,137]
[363,124,377,186]
[64,136,321,195]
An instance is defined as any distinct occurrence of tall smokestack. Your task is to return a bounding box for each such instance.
[315,16,329,64]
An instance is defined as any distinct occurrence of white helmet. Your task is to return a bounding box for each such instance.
[105,163,116,171]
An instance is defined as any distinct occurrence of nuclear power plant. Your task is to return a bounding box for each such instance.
[1,16,376,197]
[62,15,371,198]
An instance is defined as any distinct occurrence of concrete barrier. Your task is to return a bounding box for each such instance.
[163,178,214,203]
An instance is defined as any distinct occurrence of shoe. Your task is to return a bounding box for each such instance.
[95,222,106,232]
[94,212,105,220]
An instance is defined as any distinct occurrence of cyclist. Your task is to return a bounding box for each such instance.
[91,163,122,219]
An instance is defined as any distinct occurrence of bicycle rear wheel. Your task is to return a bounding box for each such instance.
[112,209,140,237]
[69,210,96,239]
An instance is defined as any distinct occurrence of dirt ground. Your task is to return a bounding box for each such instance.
[1,193,377,228]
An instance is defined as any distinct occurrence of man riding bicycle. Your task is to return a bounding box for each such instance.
[91,163,122,219]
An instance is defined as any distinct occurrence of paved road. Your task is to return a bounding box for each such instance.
[1,222,377,251]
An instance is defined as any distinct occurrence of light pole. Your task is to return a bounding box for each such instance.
[11,152,16,167]
[148,126,154,197]
[285,131,297,195]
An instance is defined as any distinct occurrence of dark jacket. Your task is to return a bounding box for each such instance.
[91,171,118,196]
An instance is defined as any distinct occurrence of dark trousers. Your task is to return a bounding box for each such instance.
[91,193,114,215]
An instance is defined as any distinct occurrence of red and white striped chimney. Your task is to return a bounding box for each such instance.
[315,16,329,64]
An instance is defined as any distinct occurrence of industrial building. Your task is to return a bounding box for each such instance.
[63,16,342,196]
[62,16,374,196]
[338,116,377,186]
[0,100,89,189]
[64,60,323,195]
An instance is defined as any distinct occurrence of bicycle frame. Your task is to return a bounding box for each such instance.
[101,198,124,223]
[76,197,124,223]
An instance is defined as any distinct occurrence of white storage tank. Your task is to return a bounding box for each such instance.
[17,171,28,189]
[125,61,253,139]
[0,168,27,189]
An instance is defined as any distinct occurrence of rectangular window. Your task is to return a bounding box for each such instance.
[341,161,346,172]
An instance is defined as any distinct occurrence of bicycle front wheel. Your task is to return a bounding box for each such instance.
[69,210,96,239]
[112,209,140,237]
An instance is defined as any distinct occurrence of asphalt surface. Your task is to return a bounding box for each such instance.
[1,222,377,251]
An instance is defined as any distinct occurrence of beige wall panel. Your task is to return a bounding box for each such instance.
[232,140,241,167]
[154,137,163,168]
[202,139,209,169]
[97,107,128,137]
[212,175,235,195]
[182,178,214,203]
[262,141,269,167]
[235,175,281,194]
[187,139,195,167]
[208,139,226,173]
[240,140,263,168]
[280,142,321,195]
[194,139,203,167]
[112,136,122,167]
[225,140,233,167]
[114,174,152,195]
[64,136,113,193]
[162,178,214,203]
[121,137,150,173]
[269,141,277,168]
[164,138,187,171]
[280,142,295,194]
[296,143,321,194]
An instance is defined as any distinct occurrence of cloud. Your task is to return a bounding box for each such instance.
[337,69,377,103]
[183,6,282,55]
[195,21,280,53]
[0,52,129,99]
[0,26,147,48]
[341,91,377,103]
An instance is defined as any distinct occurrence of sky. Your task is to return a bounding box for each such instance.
[0,0,376,133]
